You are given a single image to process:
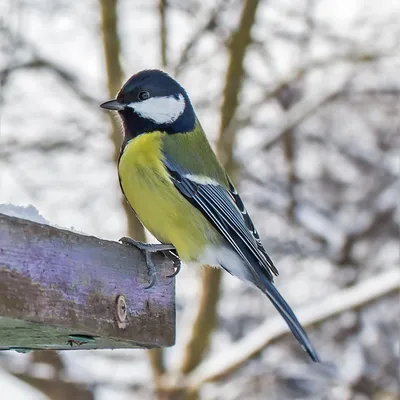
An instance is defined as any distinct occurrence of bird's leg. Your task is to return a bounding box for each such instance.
[119,237,176,289]
[120,236,175,252]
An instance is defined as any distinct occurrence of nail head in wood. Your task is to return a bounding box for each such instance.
[116,295,127,327]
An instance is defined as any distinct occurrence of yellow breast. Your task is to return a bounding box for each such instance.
[118,131,218,261]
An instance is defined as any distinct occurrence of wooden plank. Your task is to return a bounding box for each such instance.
[0,213,175,351]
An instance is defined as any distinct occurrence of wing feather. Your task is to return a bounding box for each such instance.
[164,157,278,282]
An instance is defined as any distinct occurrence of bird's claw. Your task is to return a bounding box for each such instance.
[119,236,178,288]
[165,252,182,278]
[119,236,149,251]
[143,250,157,289]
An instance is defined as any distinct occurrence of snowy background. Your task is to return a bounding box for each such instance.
[0,0,399,399]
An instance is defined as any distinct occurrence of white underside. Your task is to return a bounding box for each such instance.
[188,245,251,282]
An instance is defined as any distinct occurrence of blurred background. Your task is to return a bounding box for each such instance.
[0,0,399,399]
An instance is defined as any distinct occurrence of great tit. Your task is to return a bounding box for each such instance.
[100,69,320,362]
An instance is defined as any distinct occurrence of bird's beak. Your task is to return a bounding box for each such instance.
[100,100,126,111]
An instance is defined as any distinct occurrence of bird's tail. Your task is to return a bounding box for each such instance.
[261,277,320,362]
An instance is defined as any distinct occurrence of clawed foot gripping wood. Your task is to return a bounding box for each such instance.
[0,213,175,351]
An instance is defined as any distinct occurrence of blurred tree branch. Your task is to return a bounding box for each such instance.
[99,0,146,241]
[0,58,97,106]
[149,347,166,387]
[187,269,400,387]
[159,0,168,68]
[262,88,344,151]
[252,49,395,154]
[99,0,123,160]
[248,50,394,112]
[4,351,89,400]
[11,373,94,400]
[6,350,92,400]
[276,0,316,223]
[216,0,260,175]
[0,24,99,107]
[179,265,224,375]
[173,0,230,76]
[276,84,301,222]
[336,207,395,266]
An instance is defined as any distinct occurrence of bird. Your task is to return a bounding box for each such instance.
[100,69,320,362]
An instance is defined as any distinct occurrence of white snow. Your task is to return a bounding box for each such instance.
[0,204,89,236]
[0,204,49,225]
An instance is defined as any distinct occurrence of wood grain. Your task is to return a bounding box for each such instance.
[0,213,175,350]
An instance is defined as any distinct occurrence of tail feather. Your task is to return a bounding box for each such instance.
[262,277,320,362]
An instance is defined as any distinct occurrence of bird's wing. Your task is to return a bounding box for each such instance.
[164,155,320,362]
[225,177,279,277]
[163,156,278,283]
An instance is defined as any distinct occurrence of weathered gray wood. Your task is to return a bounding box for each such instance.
[0,213,175,351]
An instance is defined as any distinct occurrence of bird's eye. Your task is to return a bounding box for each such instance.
[138,91,150,101]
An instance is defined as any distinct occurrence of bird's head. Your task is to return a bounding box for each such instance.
[100,69,196,137]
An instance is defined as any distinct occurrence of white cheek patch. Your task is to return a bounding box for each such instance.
[128,94,186,124]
